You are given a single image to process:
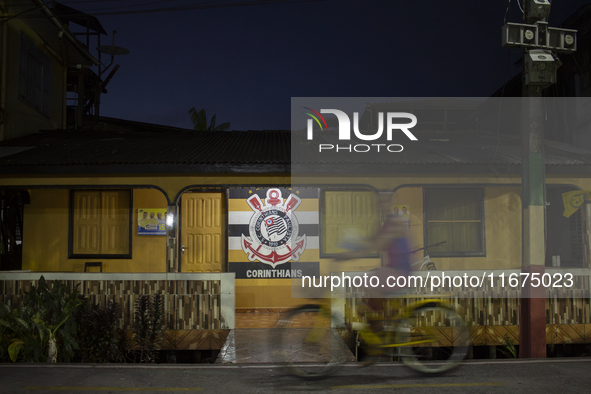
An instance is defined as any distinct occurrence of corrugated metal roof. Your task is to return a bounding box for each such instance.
[0,129,590,174]
[0,130,291,167]
[291,131,591,166]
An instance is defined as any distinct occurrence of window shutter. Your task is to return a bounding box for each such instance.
[323,191,352,254]
[72,191,102,255]
[17,33,52,117]
[18,33,29,101]
[322,191,377,254]
[351,191,378,239]
[42,55,51,116]
[30,46,44,113]
[100,191,130,255]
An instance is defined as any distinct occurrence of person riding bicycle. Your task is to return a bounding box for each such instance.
[335,193,412,327]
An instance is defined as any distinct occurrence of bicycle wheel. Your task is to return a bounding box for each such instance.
[272,304,349,379]
[394,304,470,374]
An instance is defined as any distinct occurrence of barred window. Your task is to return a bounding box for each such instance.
[424,189,485,257]
[18,33,51,117]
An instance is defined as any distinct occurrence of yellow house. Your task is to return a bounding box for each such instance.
[0,125,590,352]
[2,0,587,359]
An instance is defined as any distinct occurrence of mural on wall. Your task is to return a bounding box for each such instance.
[137,208,167,235]
[228,187,320,279]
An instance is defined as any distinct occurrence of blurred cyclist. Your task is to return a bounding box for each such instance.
[335,192,411,330]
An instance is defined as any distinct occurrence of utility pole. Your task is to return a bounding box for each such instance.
[502,0,576,358]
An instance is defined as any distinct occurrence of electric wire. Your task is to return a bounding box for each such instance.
[66,0,227,13]
[2,0,328,19]
[504,0,511,25]
[91,0,328,16]
[517,0,524,15]
[0,2,49,23]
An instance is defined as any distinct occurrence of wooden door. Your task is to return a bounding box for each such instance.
[181,192,224,272]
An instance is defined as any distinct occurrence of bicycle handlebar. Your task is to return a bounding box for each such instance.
[409,240,446,254]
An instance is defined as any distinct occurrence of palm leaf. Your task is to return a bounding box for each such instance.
[188,107,208,131]
[214,122,231,131]
[0,302,10,315]
[15,317,30,330]
[188,107,230,132]
[208,114,217,132]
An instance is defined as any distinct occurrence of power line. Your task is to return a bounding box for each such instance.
[89,0,328,16]
[2,0,328,19]
[0,2,49,23]
[64,0,225,13]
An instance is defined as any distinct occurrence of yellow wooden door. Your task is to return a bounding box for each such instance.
[181,192,224,272]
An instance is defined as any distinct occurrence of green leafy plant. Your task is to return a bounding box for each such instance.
[188,107,231,131]
[0,302,46,362]
[133,295,164,363]
[0,276,80,363]
[74,297,126,363]
[115,328,132,363]
[498,334,518,359]
[23,276,82,362]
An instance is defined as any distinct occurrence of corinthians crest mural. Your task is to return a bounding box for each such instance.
[242,189,307,266]
[228,187,320,279]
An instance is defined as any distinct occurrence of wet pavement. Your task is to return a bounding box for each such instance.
[215,328,356,364]
[1,358,591,393]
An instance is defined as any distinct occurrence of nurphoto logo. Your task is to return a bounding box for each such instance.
[304,108,418,153]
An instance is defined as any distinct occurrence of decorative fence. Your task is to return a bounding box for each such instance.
[331,269,591,346]
[0,272,235,350]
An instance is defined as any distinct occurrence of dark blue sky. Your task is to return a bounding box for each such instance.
[60,0,590,131]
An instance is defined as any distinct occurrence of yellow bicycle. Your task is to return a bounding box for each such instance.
[272,296,470,379]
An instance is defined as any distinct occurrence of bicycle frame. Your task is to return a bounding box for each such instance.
[355,298,458,350]
[410,255,436,271]
[273,294,470,377]
[409,240,446,271]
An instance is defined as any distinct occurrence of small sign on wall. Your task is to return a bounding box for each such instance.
[393,204,411,231]
[138,208,167,235]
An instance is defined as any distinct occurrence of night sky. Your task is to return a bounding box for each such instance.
[56,0,590,131]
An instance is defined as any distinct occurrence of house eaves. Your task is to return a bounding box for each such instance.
[0,129,590,176]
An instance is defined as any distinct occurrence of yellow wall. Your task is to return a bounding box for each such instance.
[235,279,310,308]
[234,185,523,307]
[314,180,588,277]
[22,188,168,272]
[7,173,591,308]
[426,186,522,270]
